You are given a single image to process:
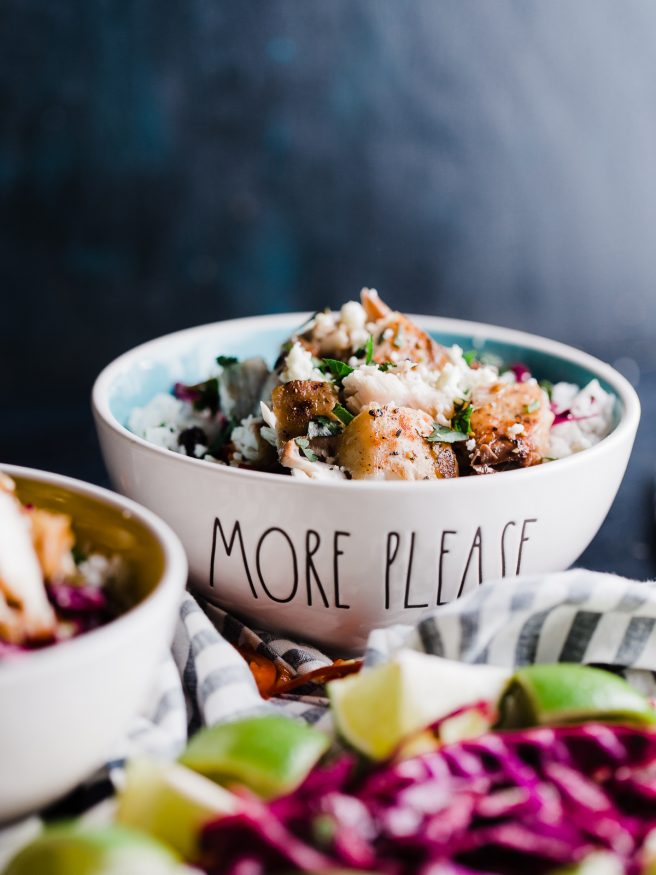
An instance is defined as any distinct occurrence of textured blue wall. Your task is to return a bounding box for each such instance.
[1,0,655,401]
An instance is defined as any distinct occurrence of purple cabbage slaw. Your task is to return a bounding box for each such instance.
[0,581,113,658]
[200,723,656,875]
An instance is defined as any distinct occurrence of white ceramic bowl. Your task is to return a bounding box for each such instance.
[0,466,187,823]
[93,314,640,653]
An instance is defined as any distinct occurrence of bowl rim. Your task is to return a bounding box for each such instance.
[92,311,641,492]
[0,465,188,678]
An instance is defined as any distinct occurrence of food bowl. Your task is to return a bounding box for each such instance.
[0,466,187,822]
[92,314,639,653]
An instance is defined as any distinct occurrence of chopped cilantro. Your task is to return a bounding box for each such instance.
[333,403,354,426]
[364,335,374,365]
[539,379,554,399]
[452,401,474,435]
[308,416,342,439]
[463,349,478,367]
[377,362,395,372]
[320,358,354,382]
[216,355,238,367]
[427,424,469,443]
[295,436,318,463]
[525,399,541,414]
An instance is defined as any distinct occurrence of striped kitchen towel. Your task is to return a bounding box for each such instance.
[112,567,656,774]
[2,568,656,862]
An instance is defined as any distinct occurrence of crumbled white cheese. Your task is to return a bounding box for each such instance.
[466,438,476,452]
[280,342,327,383]
[78,553,127,588]
[508,422,525,437]
[548,379,615,459]
[231,416,265,463]
[342,347,498,424]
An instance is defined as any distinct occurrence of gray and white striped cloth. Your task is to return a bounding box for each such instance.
[3,568,656,859]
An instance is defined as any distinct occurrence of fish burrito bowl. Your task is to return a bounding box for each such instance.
[93,291,639,651]
[0,465,187,821]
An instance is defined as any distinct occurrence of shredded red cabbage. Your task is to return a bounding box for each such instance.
[509,364,531,383]
[200,724,656,874]
[0,583,114,658]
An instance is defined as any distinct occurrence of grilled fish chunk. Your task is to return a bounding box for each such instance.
[468,381,553,473]
[361,289,449,369]
[271,380,340,443]
[337,403,458,481]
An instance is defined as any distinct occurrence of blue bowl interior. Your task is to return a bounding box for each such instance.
[108,324,619,428]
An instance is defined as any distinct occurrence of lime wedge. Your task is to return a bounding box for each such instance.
[116,759,238,860]
[179,714,329,800]
[497,664,656,729]
[3,824,182,875]
[327,651,510,761]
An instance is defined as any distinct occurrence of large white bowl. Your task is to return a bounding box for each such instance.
[0,466,187,823]
[92,314,640,653]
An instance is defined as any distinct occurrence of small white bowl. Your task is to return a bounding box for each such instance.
[0,466,187,823]
[92,314,640,653]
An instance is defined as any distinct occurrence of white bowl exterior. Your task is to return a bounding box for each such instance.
[0,467,187,823]
[92,314,639,653]
[95,416,633,653]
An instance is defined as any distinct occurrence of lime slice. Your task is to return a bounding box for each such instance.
[3,824,182,875]
[179,714,329,800]
[497,664,656,729]
[550,852,624,874]
[327,651,510,761]
[117,759,238,860]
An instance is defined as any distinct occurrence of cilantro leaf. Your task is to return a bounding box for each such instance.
[377,362,395,372]
[295,436,318,462]
[427,424,470,444]
[320,358,354,382]
[333,403,354,426]
[463,349,478,367]
[364,335,374,365]
[525,399,541,414]
[216,355,238,367]
[452,401,474,435]
[308,416,342,439]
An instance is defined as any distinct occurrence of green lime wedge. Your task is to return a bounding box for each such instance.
[178,714,329,800]
[3,824,182,875]
[117,759,238,860]
[327,650,509,761]
[496,664,656,729]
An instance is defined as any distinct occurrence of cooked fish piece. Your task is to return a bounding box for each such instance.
[30,509,76,581]
[468,381,554,473]
[271,380,340,443]
[361,289,449,369]
[0,487,57,643]
[280,440,346,480]
[219,356,270,421]
[337,404,459,481]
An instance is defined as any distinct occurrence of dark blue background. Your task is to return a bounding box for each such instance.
[1,1,655,577]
